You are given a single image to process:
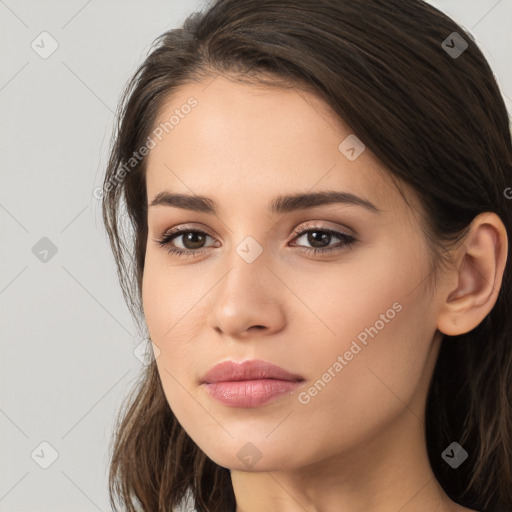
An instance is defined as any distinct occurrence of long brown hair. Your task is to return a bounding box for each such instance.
[101,1,512,510]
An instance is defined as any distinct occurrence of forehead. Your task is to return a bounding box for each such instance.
[144,75,405,215]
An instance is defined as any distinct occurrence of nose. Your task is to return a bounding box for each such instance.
[206,251,287,340]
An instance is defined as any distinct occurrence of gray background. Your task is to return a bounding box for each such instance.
[0,1,510,511]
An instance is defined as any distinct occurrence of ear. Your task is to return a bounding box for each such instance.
[437,212,508,336]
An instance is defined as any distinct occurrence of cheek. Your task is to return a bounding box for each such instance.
[142,260,201,416]
[293,300,433,460]
[142,250,204,342]
[142,252,210,402]
[290,243,434,405]
[290,255,434,427]
[285,257,407,358]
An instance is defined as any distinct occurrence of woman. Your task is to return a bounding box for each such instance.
[102,0,512,511]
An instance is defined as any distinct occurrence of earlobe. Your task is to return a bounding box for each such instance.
[437,212,508,337]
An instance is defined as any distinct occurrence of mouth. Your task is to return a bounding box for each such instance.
[200,359,305,408]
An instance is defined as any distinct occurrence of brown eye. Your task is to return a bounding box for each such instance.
[290,227,356,254]
[155,229,217,258]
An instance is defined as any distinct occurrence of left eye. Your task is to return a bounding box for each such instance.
[154,226,356,258]
[290,227,356,254]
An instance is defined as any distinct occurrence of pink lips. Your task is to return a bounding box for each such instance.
[201,359,305,408]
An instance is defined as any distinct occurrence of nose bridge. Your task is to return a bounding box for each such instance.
[206,232,286,336]
[219,208,273,272]
[224,232,270,296]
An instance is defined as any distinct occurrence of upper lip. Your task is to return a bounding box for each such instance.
[201,359,305,384]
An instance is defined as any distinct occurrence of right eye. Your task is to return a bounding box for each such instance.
[155,228,218,258]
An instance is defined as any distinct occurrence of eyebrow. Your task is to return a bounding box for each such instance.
[148,190,381,215]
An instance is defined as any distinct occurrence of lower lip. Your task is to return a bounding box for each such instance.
[203,379,304,408]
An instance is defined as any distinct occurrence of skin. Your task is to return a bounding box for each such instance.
[141,74,507,512]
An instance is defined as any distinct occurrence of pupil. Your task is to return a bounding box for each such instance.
[308,231,330,248]
[184,232,205,249]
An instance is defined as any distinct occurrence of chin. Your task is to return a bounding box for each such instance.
[201,443,302,473]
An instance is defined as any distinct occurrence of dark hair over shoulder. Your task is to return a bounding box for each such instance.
[102,1,512,511]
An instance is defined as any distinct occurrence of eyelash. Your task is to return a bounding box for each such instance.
[154,224,356,259]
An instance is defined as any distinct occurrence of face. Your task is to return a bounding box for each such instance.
[142,74,443,471]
